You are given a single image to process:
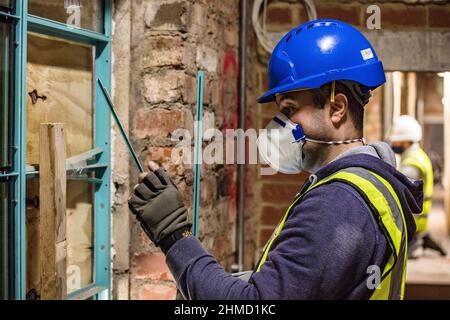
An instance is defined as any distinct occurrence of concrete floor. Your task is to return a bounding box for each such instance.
[405,201,450,299]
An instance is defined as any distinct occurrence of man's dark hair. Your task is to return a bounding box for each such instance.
[311,81,371,133]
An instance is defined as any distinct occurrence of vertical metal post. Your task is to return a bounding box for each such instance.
[236,0,247,272]
[15,0,28,300]
[192,71,204,238]
[93,0,112,300]
[0,3,15,300]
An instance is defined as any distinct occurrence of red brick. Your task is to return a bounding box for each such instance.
[259,228,275,247]
[267,5,292,26]
[139,283,177,300]
[134,108,192,139]
[429,5,450,29]
[146,146,187,176]
[261,171,309,185]
[133,252,174,281]
[381,4,427,28]
[261,206,285,226]
[316,4,362,27]
[261,183,300,203]
[144,2,189,32]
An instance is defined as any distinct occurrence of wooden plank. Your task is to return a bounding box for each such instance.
[406,72,417,118]
[39,123,67,300]
[406,256,450,285]
[66,180,94,293]
[25,177,40,299]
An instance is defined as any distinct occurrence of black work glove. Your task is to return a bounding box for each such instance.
[128,167,192,253]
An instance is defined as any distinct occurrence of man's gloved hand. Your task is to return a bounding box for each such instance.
[128,162,192,254]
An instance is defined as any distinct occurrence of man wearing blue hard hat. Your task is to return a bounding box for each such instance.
[129,20,423,299]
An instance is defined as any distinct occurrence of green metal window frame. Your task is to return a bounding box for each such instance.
[0,1,15,300]
[0,0,112,300]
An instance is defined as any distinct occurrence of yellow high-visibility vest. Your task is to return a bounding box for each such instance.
[400,147,433,233]
[256,167,408,300]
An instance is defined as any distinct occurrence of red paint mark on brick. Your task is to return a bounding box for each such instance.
[221,48,239,133]
[220,49,253,221]
[221,48,240,219]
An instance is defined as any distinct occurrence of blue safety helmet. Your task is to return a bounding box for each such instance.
[258,19,386,104]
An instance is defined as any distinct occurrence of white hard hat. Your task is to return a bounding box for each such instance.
[390,115,422,143]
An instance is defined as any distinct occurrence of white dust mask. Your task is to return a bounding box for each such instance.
[257,112,366,174]
[257,112,305,174]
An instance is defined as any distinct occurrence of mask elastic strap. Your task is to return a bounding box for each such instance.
[330,80,336,104]
[305,137,366,145]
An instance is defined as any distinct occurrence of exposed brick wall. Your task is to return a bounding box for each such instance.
[111,0,132,300]
[260,0,450,33]
[125,0,258,300]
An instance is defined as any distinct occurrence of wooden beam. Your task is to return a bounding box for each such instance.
[39,123,67,300]
[406,72,417,118]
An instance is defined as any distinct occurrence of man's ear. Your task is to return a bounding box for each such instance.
[329,93,348,127]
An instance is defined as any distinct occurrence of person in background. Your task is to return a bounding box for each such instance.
[390,115,447,258]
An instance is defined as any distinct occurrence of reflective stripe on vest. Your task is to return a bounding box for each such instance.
[401,147,433,233]
[255,167,408,300]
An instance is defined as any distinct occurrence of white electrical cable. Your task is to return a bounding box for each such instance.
[252,0,317,53]
[262,0,268,33]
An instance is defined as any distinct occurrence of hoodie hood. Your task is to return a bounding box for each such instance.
[334,141,397,167]
[303,141,422,242]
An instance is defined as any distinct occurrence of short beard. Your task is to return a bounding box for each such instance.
[300,117,335,173]
[301,140,330,173]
